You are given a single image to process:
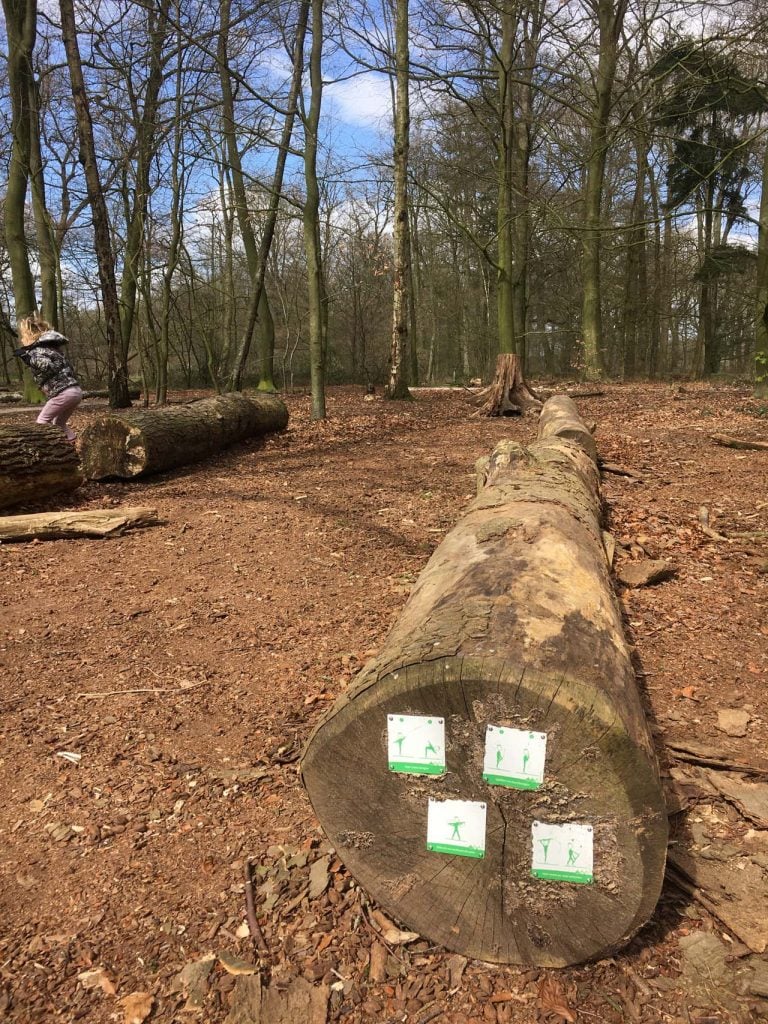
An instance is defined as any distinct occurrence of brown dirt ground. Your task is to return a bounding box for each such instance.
[1,382,767,1024]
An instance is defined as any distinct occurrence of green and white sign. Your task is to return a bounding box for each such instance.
[427,798,486,858]
[531,821,594,883]
[482,725,547,789]
[387,714,445,775]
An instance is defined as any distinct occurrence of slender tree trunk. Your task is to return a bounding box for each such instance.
[2,0,38,321]
[59,0,129,407]
[388,0,412,400]
[754,139,768,399]
[119,0,170,375]
[303,0,328,418]
[218,0,277,393]
[229,0,309,391]
[28,74,58,324]
[495,3,516,356]
[580,0,628,380]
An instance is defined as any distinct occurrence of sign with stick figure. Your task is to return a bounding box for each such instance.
[482,725,547,789]
[427,799,486,858]
[531,821,594,883]
[387,714,445,775]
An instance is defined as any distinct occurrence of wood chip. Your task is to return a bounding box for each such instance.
[616,558,676,588]
[219,950,259,976]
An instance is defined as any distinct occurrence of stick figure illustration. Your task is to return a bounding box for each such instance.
[495,744,504,768]
[522,746,531,774]
[538,837,554,863]
[566,842,580,866]
[425,740,438,759]
[449,818,464,840]
[394,733,406,755]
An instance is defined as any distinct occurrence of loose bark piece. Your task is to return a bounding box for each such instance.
[711,433,768,452]
[702,771,768,828]
[666,739,768,777]
[0,506,158,542]
[615,559,676,588]
[716,709,751,738]
[0,423,83,510]
[476,353,542,417]
[368,940,388,983]
[599,461,643,481]
[79,393,288,480]
[260,978,329,1024]
[668,823,768,953]
[302,395,667,967]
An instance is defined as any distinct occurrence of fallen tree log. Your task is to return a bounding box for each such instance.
[79,393,289,480]
[0,506,158,542]
[711,432,768,452]
[0,424,83,511]
[302,394,667,967]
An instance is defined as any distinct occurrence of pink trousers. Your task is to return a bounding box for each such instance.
[37,386,84,441]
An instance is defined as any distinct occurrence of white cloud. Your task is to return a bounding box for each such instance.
[325,73,392,130]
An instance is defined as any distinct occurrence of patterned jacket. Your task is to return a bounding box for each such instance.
[14,331,80,398]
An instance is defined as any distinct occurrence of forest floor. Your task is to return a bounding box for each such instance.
[1,382,768,1024]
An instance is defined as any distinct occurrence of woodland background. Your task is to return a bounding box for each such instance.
[2,0,768,410]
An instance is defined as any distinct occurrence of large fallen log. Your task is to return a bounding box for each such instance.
[0,506,158,542]
[302,395,667,967]
[79,393,289,480]
[0,424,83,511]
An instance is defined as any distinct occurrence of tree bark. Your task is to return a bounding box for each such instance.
[0,506,158,541]
[477,352,542,417]
[302,395,667,966]
[388,0,412,400]
[59,0,129,408]
[580,0,628,380]
[0,423,83,510]
[754,138,768,399]
[79,393,288,479]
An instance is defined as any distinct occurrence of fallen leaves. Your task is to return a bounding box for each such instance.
[77,967,116,996]
[537,976,576,1022]
[119,991,153,1024]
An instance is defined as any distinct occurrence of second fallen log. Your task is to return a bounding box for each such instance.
[302,395,667,967]
[79,393,289,480]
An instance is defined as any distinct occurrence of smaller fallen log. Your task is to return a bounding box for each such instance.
[0,506,158,542]
[711,433,768,451]
[0,424,83,511]
[82,387,141,401]
[79,393,289,480]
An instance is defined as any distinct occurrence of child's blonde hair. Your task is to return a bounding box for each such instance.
[18,314,51,347]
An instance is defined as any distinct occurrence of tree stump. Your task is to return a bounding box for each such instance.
[302,395,667,967]
[0,424,83,511]
[79,393,289,480]
[477,352,542,417]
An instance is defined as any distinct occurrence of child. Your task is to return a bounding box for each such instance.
[14,315,84,442]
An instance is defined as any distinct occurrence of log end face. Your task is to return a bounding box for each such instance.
[302,661,667,967]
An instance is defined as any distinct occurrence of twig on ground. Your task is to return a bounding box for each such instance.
[244,860,269,956]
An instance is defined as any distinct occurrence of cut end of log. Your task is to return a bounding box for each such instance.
[302,659,667,967]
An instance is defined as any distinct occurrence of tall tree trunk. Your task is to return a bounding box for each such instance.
[388,0,412,400]
[2,0,38,321]
[28,73,58,324]
[754,139,768,399]
[229,0,309,392]
[495,2,516,357]
[218,0,277,393]
[59,0,129,407]
[580,0,628,380]
[119,0,170,375]
[303,0,328,418]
